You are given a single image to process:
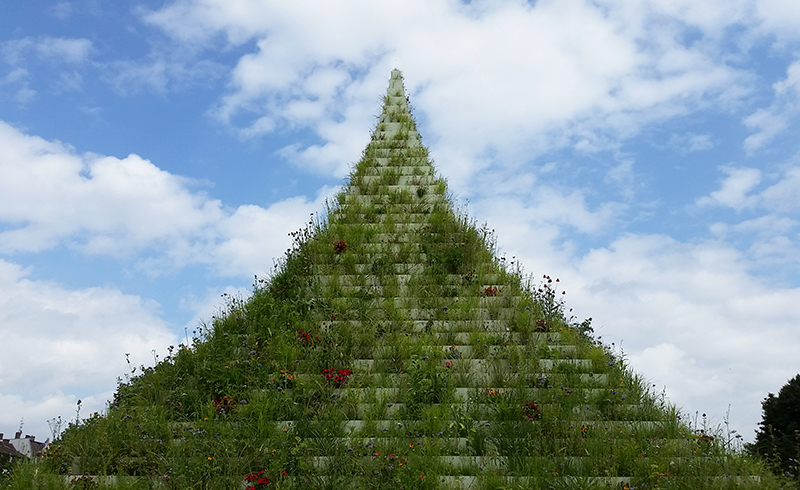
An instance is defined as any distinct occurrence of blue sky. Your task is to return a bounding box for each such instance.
[2,0,799,444]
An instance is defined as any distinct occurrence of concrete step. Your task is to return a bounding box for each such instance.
[281,370,609,389]
[332,213,433,223]
[314,274,503,287]
[323,319,557,331]
[357,165,433,176]
[358,175,435,185]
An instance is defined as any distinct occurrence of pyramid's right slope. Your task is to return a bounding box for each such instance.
[49,69,783,489]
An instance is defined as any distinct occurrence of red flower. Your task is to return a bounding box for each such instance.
[296,329,319,344]
[333,240,347,254]
[322,368,352,386]
[523,401,541,420]
[244,470,271,488]
[212,396,235,414]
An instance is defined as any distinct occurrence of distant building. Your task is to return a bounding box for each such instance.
[0,431,45,459]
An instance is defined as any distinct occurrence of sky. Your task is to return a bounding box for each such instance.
[1,0,799,445]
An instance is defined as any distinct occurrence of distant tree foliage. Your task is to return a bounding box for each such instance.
[748,374,800,480]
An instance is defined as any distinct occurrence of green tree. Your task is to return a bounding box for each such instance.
[748,373,800,480]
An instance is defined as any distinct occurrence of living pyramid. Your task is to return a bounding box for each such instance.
[33,70,786,489]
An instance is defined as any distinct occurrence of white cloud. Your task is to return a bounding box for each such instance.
[0,120,335,277]
[2,67,28,85]
[35,37,92,64]
[730,215,796,235]
[695,164,800,275]
[479,190,620,238]
[139,0,749,178]
[754,0,800,44]
[687,134,714,152]
[743,108,789,153]
[744,60,800,153]
[0,259,177,442]
[761,166,800,212]
[696,166,761,211]
[209,191,336,275]
[0,36,91,103]
[1,37,92,65]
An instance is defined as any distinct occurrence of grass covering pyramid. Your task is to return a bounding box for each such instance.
[23,70,791,490]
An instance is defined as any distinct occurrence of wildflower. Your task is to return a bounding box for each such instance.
[212,396,235,415]
[322,368,352,387]
[333,239,347,254]
[296,329,318,344]
[523,401,541,420]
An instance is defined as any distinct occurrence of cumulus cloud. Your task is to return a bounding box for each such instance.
[0,259,177,441]
[694,162,800,275]
[697,163,800,214]
[761,166,800,212]
[754,0,800,44]
[744,60,800,153]
[137,0,749,179]
[696,166,761,211]
[0,120,334,277]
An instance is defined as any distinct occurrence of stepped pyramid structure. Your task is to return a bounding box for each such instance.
[39,70,785,489]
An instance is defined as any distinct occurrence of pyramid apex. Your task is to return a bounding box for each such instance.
[386,69,407,99]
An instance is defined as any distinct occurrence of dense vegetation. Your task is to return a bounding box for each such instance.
[4,70,794,489]
[748,374,800,482]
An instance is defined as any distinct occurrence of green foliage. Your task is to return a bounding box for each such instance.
[748,374,800,480]
[0,453,18,483]
[405,355,455,411]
